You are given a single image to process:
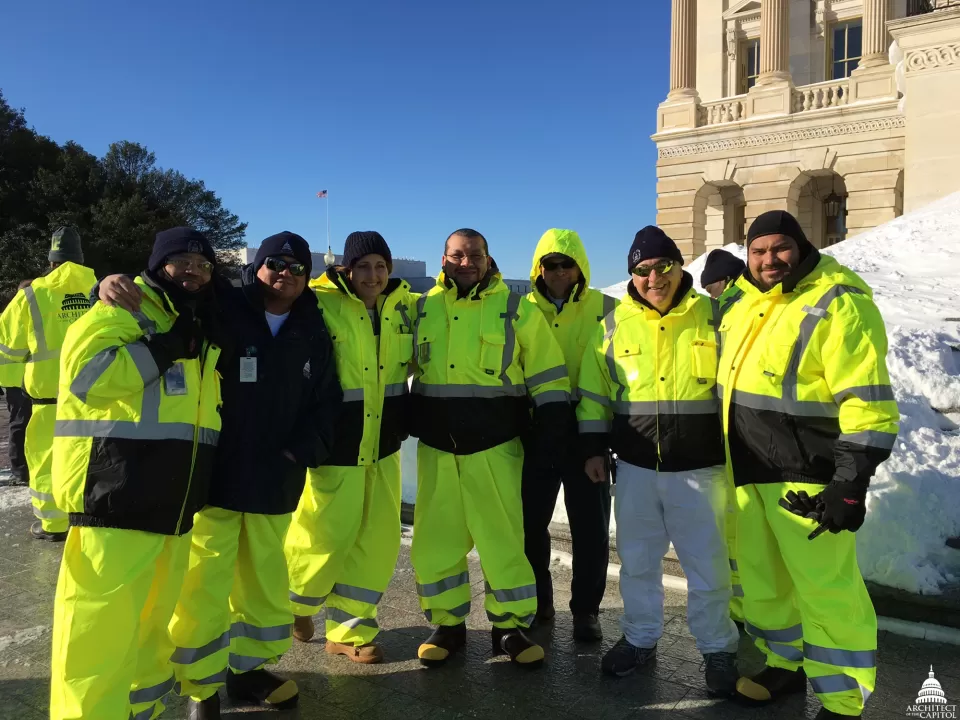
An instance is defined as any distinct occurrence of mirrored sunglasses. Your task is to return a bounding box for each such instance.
[631,260,676,278]
[265,257,307,277]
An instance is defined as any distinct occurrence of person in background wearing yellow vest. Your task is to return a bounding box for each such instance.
[285,231,414,665]
[720,211,898,720]
[0,279,34,487]
[698,247,748,626]
[578,227,740,697]
[0,228,95,541]
[50,227,222,720]
[410,228,572,668]
[522,229,616,642]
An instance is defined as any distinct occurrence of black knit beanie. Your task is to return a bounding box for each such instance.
[747,210,813,255]
[253,231,312,276]
[49,227,84,265]
[627,226,684,272]
[148,227,216,273]
[700,249,746,287]
[343,231,392,272]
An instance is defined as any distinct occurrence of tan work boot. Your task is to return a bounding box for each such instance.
[325,640,384,664]
[293,615,315,643]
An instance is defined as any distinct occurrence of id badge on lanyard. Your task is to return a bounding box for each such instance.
[240,356,258,383]
[163,362,188,396]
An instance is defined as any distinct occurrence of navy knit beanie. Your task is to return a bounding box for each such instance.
[627,226,684,272]
[343,231,393,272]
[49,227,84,265]
[148,227,215,273]
[747,210,813,253]
[253,231,312,276]
[700,249,746,287]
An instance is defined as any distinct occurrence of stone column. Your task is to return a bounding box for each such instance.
[860,0,890,69]
[668,0,697,98]
[758,0,791,85]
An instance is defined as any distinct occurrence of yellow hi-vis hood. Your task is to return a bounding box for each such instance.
[529,229,591,290]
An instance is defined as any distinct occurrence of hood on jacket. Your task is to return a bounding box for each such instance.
[741,251,874,299]
[311,266,406,301]
[529,229,591,290]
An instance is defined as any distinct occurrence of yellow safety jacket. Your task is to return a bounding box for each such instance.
[0,263,96,403]
[311,270,417,466]
[53,276,222,535]
[527,229,618,390]
[410,269,571,455]
[577,273,725,471]
[717,251,899,488]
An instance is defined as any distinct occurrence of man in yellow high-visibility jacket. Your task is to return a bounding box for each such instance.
[410,228,571,669]
[0,280,34,487]
[0,228,95,541]
[719,211,899,720]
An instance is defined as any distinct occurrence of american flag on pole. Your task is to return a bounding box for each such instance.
[317,190,328,198]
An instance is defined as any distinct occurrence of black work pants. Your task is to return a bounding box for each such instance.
[521,457,611,616]
[4,387,30,483]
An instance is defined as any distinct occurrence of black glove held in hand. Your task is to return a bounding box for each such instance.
[778,490,824,521]
[819,480,867,534]
[143,310,201,373]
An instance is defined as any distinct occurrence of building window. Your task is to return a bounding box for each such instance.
[739,39,761,93]
[831,19,862,79]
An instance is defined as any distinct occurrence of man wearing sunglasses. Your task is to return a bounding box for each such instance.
[521,229,617,643]
[577,226,739,696]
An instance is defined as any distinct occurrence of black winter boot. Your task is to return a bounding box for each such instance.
[815,707,860,719]
[188,692,220,720]
[735,665,807,705]
[418,623,467,667]
[572,614,602,642]
[225,668,298,710]
[492,627,545,667]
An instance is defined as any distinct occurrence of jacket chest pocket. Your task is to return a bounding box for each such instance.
[479,301,507,375]
[613,343,644,384]
[756,316,800,385]
[691,340,718,381]
[396,333,414,366]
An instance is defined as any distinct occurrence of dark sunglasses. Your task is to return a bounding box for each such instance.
[631,260,676,278]
[265,257,307,277]
[542,258,577,271]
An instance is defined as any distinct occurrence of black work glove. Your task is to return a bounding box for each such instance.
[819,480,868,535]
[143,309,201,374]
[778,489,824,522]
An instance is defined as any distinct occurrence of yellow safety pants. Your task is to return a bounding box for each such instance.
[738,482,877,716]
[725,476,743,622]
[50,526,190,720]
[169,507,293,701]
[25,403,68,533]
[411,438,537,629]
[284,451,402,646]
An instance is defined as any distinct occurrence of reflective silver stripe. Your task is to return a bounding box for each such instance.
[424,601,471,622]
[131,310,157,335]
[839,430,897,450]
[170,630,230,664]
[230,621,292,642]
[602,313,627,403]
[331,583,383,605]
[0,357,27,365]
[326,606,379,630]
[729,558,738,572]
[128,341,162,423]
[394,300,411,331]
[732,584,744,598]
[0,343,28,358]
[29,488,56,502]
[745,622,803,643]
[718,288,744,318]
[417,571,470,598]
[23,286,49,357]
[768,641,804,662]
[383,382,408,398]
[129,675,176,705]
[526,365,568,388]
[229,653,270,673]
[533,390,571,407]
[33,507,68,519]
[579,419,611,434]
[198,428,220,446]
[729,389,838,418]
[290,590,326,607]
[809,673,860,695]
[194,670,227,686]
[342,388,365,402]
[411,381,527,399]
[499,292,521,385]
[486,611,535,626]
[413,294,429,366]
[484,582,537,603]
[803,642,876,669]
[55,419,198,441]
[600,293,616,320]
[70,347,118,402]
[717,383,725,399]
[611,399,719,415]
[834,385,895,404]
[578,388,610,407]
[710,299,723,371]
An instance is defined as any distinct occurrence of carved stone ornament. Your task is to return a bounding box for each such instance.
[727,26,739,60]
[905,44,960,73]
[815,2,828,39]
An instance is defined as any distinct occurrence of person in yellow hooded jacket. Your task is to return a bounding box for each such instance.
[0,227,95,541]
[0,279,35,487]
[522,228,616,642]
[719,211,898,720]
[410,228,572,668]
[285,231,415,665]
[50,228,222,720]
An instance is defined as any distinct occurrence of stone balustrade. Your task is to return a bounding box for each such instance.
[793,79,851,112]
[698,96,747,126]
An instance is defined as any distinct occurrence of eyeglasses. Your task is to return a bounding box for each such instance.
[444,253,487,265]
[542,258,577,272]
[631,260,676,278]
[265,257,307,277]
[166,257,214,274]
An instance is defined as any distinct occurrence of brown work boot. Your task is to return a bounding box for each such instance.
[418,623,467,667]
[735,666,807,705]
[325,640,384,664]
[293,615,314,643]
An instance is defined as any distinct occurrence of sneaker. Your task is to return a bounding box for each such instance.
[572,614,603,643]
[735,665,807,705]
[815,707,860,719]
[187,693,220,720]
[225,668,298,710]
[29,522,66,542]
[703,651,739,697]
[293,615,314,643]
[492,627,545,667]
[601,637,657,677]
[325,640,383,664]
[418,623,467,667]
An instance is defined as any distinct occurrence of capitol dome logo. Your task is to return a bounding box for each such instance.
[907,667,956,719]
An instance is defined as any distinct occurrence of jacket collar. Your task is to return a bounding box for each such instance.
[744,248,823,295]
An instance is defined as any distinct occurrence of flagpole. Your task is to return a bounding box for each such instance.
[326,195,330,256]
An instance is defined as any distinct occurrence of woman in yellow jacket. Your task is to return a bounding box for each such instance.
[285,231,415,664]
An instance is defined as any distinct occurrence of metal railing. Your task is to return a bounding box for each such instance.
[908,0,960,15]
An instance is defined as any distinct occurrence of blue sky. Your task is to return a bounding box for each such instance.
[2,0,670,288]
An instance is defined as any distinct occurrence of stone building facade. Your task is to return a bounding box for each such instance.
[653,0,960,259]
